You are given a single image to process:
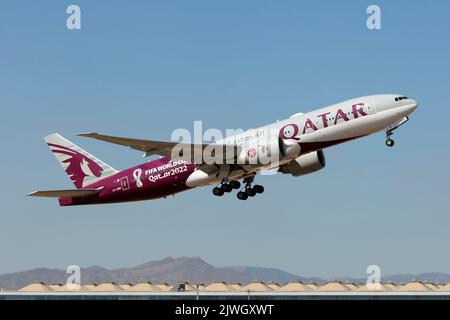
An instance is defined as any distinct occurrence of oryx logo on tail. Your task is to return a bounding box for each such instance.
[44,133,118,188]
[48,143,103,188]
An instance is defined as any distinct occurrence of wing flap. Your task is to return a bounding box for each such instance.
[27,188,101,198]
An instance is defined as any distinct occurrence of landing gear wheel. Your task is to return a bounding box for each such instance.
[222,184,233,193]
[229,181,241,189]
[245,188,256,197]
[253,185,264,194]
[386,139,395,147]
[385,130,395,147]
[237,191,248,200]
[212,187,224,196]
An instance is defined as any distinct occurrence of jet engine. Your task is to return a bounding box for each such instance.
[278,136,301,158]
[279,150,326,177]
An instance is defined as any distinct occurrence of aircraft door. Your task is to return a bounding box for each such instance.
[120,176,130,191]
[367,100,376,114]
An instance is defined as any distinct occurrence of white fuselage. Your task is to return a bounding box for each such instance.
[225,94,417,147]
[186,94,418,187]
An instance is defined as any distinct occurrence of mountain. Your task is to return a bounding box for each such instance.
[383,272,450,284]
[0,257,258,290]
[0,257,449,290]
[327,272,450,285]
[226,266,323,284]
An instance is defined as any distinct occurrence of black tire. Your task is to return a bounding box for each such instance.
[213,187,224,196]
[386,139,395,147]
[246,188,256,197]
[230,181,241,189]
[223,184,233,193]
[253,185,264,194]
[237,191,248,200]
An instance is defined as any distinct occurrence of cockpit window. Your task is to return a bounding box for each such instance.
[395,96,408,101]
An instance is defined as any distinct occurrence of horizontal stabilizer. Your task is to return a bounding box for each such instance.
[27,188,101,198]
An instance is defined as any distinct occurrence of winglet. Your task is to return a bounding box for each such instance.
[76,132,99,138]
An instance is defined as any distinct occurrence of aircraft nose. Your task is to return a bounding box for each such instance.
[410,99,418,111]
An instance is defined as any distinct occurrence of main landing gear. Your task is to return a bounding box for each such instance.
[212,180,241,197]
[212,176,264,200]
[236,184,264,200]
[236,176,264,201]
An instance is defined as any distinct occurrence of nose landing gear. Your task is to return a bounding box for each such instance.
[385,138,395,147]
[385,116,410,148]
[385,131,395,147]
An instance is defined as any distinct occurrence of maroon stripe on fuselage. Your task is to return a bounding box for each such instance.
[59,157,196,206]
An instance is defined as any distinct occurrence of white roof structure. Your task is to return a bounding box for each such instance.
[127,282,161,292]
[356,283,393,291]
[438,284,450,291]
[18,282,51,292]
[155,283,172,291]
[51,284,85,291]
[278,282,310,292]
[228,284,243,291]
[118,284,133,291]
[47,284,63,291]
[205,282,237,292]
[266,283,281,291]
[343,283,358,290]
[243,282,272,292]
[316,281,350,292]
[304,283,319,290]
[82,284,97,291]
[397,281,432,292]
[424,283,440,290]
[11,280,450,293]
[90,283,123,292]
[383,283,399,291]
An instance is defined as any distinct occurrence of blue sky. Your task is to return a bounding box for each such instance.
[0,0,449,279]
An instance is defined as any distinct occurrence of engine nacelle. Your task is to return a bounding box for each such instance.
[279,137,301,159]
[279,150,326,177]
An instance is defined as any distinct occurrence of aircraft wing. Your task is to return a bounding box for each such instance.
[27,188,101,198]
[77,132,240,164]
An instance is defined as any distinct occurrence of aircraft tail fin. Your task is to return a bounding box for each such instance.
[44,133,118,189]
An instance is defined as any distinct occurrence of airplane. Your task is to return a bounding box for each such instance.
[28,94,418,205]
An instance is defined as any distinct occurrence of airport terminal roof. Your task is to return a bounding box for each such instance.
[278,282,310,292]
[127,282,164,292]
[18,282,50,292]
[205,282,237,292]
[243,282,272,292]
[5,280,450,293]
[397,281,433,292]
